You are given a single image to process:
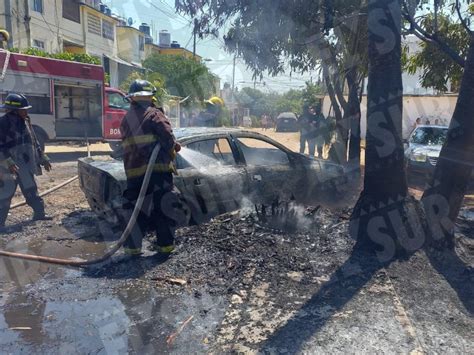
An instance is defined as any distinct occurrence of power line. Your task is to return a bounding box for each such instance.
[156,0,190,23]
[146,1,190,26]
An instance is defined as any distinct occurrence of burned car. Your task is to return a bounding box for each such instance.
[78,128,347,226]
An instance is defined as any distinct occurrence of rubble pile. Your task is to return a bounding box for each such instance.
[147,206,355,295]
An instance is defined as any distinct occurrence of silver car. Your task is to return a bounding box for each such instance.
[78,128,347,226]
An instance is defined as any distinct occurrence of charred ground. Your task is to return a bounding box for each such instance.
[0,147,473,354]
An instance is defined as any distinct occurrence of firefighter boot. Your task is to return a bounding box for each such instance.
[0,207,22,234]
[32,205,53,221]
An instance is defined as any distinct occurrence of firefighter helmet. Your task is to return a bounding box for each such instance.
[206,96,225,106]
[0,29,9,42]
[127,79,156,98]
[0,93,32,110]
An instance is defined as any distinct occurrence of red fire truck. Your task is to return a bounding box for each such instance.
[0,50,127,149]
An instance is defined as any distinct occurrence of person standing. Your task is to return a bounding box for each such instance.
[312,105,326,159]
[120,80,181,256]
[300,105,319,157]
[0,93,52,233]
[299,104,314,155]
[261,114,268,131]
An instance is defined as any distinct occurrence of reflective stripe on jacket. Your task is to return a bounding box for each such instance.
[120,103,177,179]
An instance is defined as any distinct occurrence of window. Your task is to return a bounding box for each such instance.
[87,14,101,35]
[33,0,43,13]
[177,138,235,169]
[236,137,290,166]
[63,0,80,23]
[27,96,52,115]
[102,20,114,40]
[107,92,129,110]
[410,127,448,146]
[139,36,145,51]
[33,39,45,50]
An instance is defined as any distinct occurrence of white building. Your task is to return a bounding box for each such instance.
[322,35,457,139]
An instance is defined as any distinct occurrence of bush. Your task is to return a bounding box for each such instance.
[9,47,101,65]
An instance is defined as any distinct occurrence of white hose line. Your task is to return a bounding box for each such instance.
[11,175,79,210]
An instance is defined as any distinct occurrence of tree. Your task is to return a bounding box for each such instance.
[120,71,167,103]
[403,0,474,247]
[235,83,324,119]
[176,0,368,164]
[350,0,414,254]
[403,15,470,92]
[143,54,217,105]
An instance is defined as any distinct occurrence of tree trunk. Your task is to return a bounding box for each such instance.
[324,66,348,163]
[346,67,362,169]
[350,0,412,255]
[421,36,474,248]
[323,66,343,123]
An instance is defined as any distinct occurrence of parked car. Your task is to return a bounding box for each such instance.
[275,112,299,132]
[405,125,474,188]
[78,128,348,227]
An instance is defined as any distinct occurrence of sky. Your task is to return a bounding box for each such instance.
[104,0,313,93]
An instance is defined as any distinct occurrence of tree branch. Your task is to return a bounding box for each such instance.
[455,0,472,34]
[402,1,466,67]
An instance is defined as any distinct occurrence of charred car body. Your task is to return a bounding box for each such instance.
[78,128,347,226]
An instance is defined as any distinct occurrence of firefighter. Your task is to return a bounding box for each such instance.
[120,80,181,256]
[0,93,52,233]
[0,29,9,49]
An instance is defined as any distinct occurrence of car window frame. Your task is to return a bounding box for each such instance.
[178,134,242,170]
[230,133,296,167]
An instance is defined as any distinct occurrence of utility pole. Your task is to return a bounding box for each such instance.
[193,19,198,59]
[231,55,236,92]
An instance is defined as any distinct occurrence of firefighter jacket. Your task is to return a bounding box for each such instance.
[0,111,49,175]
[120,102,177,179]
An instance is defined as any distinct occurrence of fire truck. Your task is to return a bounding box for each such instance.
[0,50,127,149]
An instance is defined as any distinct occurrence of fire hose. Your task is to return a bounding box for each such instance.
[0,143,161,267]
[11,175,79,210]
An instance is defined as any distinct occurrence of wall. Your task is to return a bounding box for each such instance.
[159,47,202,61]
[81,6,118,58]
[144,43,160,58]
[322,95,458,139]
[117,26,144,64]
[11,0,84,53]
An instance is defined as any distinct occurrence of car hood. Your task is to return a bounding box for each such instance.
[406,143,442,158]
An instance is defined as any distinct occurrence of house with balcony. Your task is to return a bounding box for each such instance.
[0,0,144,87]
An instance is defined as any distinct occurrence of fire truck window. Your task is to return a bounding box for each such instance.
[107,92,129,110]
[27,96,51,115]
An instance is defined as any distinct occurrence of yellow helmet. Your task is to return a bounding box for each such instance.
[207,96,224,106]
[0,29,10,41]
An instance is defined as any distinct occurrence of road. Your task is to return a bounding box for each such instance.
[0,138,472,354]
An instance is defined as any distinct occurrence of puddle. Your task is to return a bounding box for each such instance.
[0,266,226,354]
